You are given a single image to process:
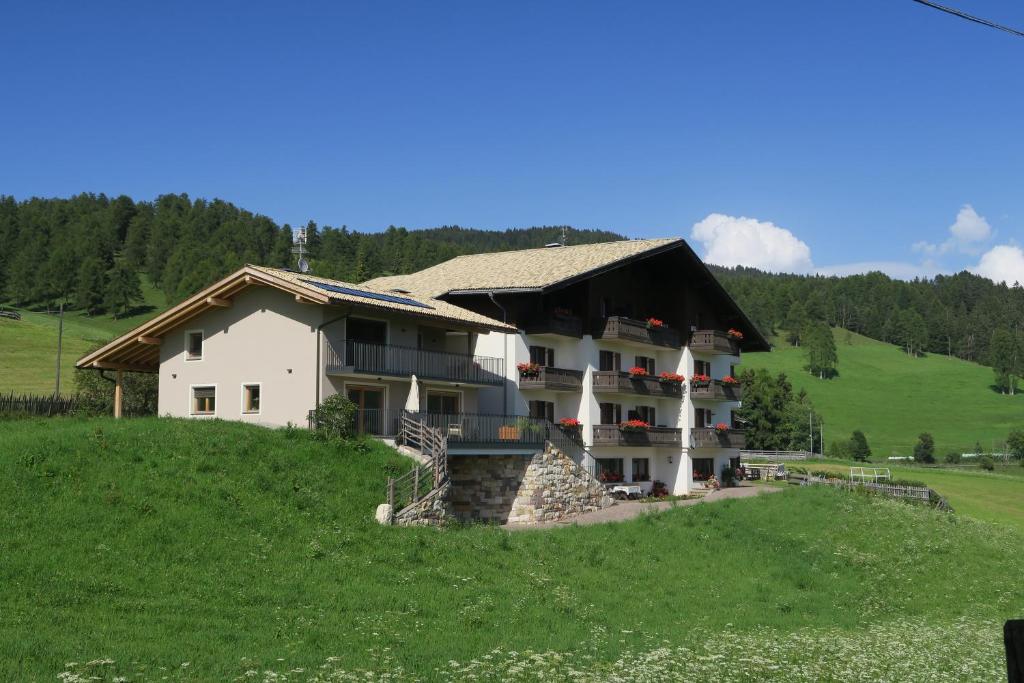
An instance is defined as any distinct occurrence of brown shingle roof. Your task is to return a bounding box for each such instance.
[364,238,682,296]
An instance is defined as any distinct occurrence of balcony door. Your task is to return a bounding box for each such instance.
[426,390,461,415]
[346,318,388,372]
[347,385,386,435]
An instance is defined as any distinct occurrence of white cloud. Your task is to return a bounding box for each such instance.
[971,245,1024,286]
[690,213,813,272]
[914,204,992,256]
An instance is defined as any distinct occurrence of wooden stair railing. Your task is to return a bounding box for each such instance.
[387,412,449,510]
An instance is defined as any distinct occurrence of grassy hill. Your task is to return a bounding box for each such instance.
[0,277,166,394]
[744,329,1024,458]
[2,417,1022,681]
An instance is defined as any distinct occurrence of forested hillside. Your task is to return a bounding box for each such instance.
[0,193,623,315]
[714,265,1024,384]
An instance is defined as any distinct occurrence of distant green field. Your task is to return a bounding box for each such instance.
[798,458,1024,533]
[0,278,166,394]
[1,418,1021,681]
[744,329,1024,458]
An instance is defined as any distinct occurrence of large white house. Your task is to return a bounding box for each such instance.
[79,238,768,523]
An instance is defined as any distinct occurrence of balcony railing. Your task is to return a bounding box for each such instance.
[689,380,743,402]
[522,312,583,338]
[690,427,747,449]
[325,340,504,386]
[688,330,740,355]
[519,366,584,392]
[595,316,681,349]
[591,371,684,398]
[418,412,550,450]
[592,424,683,447]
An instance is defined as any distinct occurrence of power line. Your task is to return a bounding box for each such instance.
[910,0,1024,38]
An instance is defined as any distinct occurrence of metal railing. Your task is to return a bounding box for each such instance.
[596,316,681,348]
[307,407,403,437]
[518,366,585,391]
[592,424,683,447]
[417,412,550,448]
[592,371,684,398]
[325,339,504,386]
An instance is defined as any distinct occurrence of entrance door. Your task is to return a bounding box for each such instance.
[426,390,460,414]
[347,386,386,434]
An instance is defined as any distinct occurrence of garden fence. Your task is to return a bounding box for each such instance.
[741,449,812,461]
[0,392,80,417]
[803,475,951,510]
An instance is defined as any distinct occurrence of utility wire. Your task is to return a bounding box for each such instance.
[910,0,1024,38]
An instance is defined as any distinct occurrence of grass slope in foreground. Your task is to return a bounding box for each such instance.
[744,328,1024,457]
[0,277,166,394]
[2,418,1022,681]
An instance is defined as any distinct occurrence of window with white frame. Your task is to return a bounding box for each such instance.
[186,331,204,361]
[242,384,261,414]
[191,386,216,415]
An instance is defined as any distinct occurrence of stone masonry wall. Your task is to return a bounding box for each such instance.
[393,481,451,527]
[448,443,613,524]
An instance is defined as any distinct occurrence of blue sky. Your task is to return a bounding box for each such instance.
[2,1,1023,282]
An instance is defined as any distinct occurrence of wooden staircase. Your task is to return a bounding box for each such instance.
[387,413,449,512]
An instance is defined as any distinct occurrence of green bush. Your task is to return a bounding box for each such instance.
[311,394,358,440]
[978,454,995,471]
[829,440,852,459]
[944,451,962,464]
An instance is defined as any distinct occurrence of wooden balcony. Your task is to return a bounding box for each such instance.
[594,316,681,349]
[690,427,747,449]
[522,312,583,338]
[325,340,504,386]
[591,371,683,399]
[518,366,584,392]
[689,380,742,402]
[688,330,740,355]
[592,424,683,447]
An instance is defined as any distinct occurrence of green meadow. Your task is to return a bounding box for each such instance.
[2,418,1021,681]
[744,329,1024,457]
[0,277,166,394]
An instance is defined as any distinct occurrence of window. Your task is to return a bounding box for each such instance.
[631,405,656,425]
[529,345,555,367]
[191,386,216,415]
[599,350,621,372]
[242,384,261,414]
[528,400,554,422]
[694,408,711,428]
[186,331,204,361]
[596,458,624,482]
[694,359,711,376]
[348,317,387,344]
[599,402,622,425]
[693,457,714,481]
[426,391,461,414]
[634,355,655,374]
[730,364,738,377]
[631,458,650,482]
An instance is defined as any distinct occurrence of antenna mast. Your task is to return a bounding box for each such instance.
[292,227,310,273]
[561,226,568,246]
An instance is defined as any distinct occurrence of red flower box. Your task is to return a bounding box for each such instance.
[627,366,649,378]
[517,362,541,378]
[721,375,740,385]
[658,371,685,384]
[714,422,730,434]
[691,373,711,387]
[646,317,664,329]
[727,328,744,341]
[558,418,582,428]
[619,419,650,432]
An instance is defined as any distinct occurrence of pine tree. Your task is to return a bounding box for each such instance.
[849,430,871,462]
[990,328,1018,394]
[76,257,108,315]
[104,260,143,319]
[913,432,935,463]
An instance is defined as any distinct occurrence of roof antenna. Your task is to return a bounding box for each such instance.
[561,225,568,246]
[293,227,310,273]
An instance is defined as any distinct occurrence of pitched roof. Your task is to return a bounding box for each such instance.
[364,238,682,296]
[76,265,513,373]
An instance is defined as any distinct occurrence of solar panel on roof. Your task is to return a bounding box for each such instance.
[301,279,434,309]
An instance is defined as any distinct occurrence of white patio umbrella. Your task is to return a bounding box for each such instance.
[404,374,420,413]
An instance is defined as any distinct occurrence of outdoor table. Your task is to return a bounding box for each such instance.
[610,484,643,499]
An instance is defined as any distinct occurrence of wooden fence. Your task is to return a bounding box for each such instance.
[742,449,812,461]
[0,393,80,417]
[802,475,951,510]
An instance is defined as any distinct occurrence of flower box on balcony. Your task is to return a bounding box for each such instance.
[714,422,730,434]
[646,317,665,329]
[619,419,650,433]
[727,328,744,341]
[658,371,685,384]
[691,373,711,388]
[558,418,582,429]
[498,425,520,440]
[627,366,649,378]
[516,362,541,379]
[721,376,740,385]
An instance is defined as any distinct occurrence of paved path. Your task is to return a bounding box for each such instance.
[505,483,785,530]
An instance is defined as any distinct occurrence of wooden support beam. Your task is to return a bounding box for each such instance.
[91,360,157,373]
[113,369,123,419]
[206,296,231,307]
[137,335,161,345]
[295,295,317,304]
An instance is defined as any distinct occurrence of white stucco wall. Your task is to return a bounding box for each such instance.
[158,287,324,427]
